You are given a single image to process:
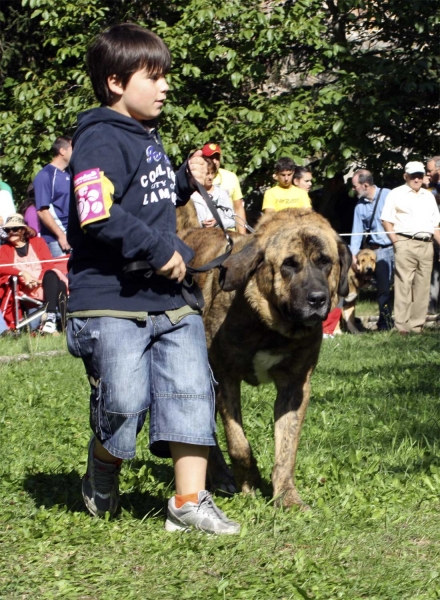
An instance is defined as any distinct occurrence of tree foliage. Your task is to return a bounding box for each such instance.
[0,0,439,208]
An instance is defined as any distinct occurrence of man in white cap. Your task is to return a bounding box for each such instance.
[381,161,440,333]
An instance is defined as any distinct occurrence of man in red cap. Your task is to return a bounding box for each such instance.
[201,143,247,234]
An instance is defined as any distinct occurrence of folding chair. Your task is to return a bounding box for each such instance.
[0,275,48,332]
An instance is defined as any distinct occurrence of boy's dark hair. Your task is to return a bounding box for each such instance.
[203,156,218,176]
[87,23,172,106]
[275,157,295,173]
[52,136,72,157]
[293,166,312,180]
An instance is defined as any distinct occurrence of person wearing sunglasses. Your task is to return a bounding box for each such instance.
[0,213,68,334]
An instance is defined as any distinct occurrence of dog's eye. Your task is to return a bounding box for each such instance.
[315,255,332,269]
[282,257,300,271]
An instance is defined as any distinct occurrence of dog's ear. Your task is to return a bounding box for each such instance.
[220,239,264,291]
[336,236,352,297]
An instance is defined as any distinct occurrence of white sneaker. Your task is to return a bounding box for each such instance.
[165,490,240,534]
[42,313,58,334]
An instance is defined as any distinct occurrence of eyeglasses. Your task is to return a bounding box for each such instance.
[3,227,23,233]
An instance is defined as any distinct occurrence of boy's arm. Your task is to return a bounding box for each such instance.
[71,142,176,271]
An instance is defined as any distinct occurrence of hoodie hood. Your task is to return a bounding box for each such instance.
[73,107,157,145]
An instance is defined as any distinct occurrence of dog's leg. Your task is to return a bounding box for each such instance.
[343,303,360,334]
[272,370,312,509]
[207,435,236,494]
[215,378,261,495]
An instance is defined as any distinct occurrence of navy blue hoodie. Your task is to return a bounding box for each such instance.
[67,107,194,314]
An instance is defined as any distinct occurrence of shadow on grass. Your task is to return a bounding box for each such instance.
[23,471,85,513]
[22,460,177,520]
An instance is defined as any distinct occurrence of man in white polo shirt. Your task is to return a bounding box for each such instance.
[381,161,440,333]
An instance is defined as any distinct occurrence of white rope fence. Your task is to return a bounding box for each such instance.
[0,256,70,269]
[0,226,439,269]
[340,227,440,238]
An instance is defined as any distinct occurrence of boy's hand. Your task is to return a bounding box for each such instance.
[188,150,207,187]
[156,251,186,282]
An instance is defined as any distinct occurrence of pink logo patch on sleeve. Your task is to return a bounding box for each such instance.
[73,169,112,227]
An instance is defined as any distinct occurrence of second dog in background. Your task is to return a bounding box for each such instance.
[342,248,377,333]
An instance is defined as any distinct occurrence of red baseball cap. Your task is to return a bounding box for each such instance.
[201,143,222,157]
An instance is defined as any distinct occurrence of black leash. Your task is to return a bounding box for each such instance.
[123,174,235,310]
[181,178,234,309]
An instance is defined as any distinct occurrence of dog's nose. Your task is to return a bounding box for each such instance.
[307,291,326,309]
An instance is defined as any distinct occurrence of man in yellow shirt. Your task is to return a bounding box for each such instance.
[201,143,247,234]
[262,157,311,213]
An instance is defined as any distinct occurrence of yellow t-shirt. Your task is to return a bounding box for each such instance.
[262,185,311,212]
[213,168,243,202]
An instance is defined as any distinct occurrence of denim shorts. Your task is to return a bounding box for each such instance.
[67,314,216,459]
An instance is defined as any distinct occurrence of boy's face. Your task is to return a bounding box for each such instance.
[108,68,169,121]
[204,169,215,188]
[274,170,293,189]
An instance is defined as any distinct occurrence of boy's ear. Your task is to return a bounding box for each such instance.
[272,173,278,181]
[107,75,124,96]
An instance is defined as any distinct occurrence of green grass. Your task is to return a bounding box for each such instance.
[0,325,439,599]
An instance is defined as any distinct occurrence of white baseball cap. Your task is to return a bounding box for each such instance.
[405,161,425,175]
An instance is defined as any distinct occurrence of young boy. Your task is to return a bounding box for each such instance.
[262,157,311,213]
[66,23,240,535]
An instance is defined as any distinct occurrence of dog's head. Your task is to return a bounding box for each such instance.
[221,209,351,335]
[356,248,376,279]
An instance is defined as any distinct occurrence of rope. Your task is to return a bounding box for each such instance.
[340,227,440,238]
[1,225,439,268]
[0,256,69,269]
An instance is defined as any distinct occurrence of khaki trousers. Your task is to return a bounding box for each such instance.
[393,236,433,332]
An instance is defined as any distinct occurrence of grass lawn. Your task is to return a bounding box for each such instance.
[0,317,439,598]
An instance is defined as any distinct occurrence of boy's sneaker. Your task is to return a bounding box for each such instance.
[82,437,121,517]
[42,312,58,335]
[165,490,240,534]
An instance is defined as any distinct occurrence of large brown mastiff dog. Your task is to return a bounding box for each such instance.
[180,208,351,508]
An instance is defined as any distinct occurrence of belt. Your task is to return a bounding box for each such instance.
[397,233,433,242]
[369,243,393,250]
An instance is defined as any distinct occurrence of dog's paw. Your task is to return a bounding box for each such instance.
[221,482,238,494]
[274,488,310,510]
[241,482,258,496]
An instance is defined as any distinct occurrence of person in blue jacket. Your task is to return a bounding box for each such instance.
[67,23,240,535]
[350,169,394,331]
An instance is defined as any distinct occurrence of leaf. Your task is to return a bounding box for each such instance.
[332,120,344,134]
[231,72,242,88]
